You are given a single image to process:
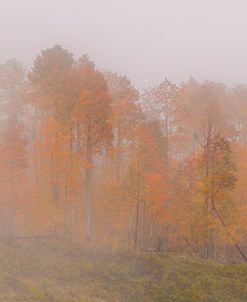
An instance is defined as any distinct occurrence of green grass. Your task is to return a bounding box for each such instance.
[0,240,246,301]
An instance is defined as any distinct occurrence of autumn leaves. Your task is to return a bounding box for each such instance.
[0,45,246,261]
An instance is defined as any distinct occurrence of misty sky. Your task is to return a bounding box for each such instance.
[1,0,247,89]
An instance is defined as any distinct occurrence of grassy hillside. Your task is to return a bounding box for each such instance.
[0,240,246,301]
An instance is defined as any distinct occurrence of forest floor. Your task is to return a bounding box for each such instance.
[0,240,246,302]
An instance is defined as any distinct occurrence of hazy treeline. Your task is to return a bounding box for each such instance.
[0,45,247,261]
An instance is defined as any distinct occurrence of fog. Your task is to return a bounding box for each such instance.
[2,1,247,300]
[1,0,247,89]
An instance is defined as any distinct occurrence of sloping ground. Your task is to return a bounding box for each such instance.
[0,240,246,301]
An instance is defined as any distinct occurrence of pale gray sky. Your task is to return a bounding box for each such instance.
[1,0,247,89]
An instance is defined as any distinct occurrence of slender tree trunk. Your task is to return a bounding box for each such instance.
[33,107,39,189]
[134,150,142,249]
[127,206,133,248]
[165,115,170,162]
[134,196,140,250]
[212,204,247,262]
[204,132,211,258]
[141,200,146,249]
[65,127,74,242]
[175,229,205,258]
[116,120,122,182]
[85,129,93,242]
[9,177,17,238]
